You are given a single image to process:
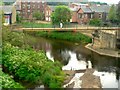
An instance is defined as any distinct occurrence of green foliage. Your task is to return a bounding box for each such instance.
[4,2,14,5]
[51,5,71,25]
[0,1,4,5]
[16,13,22,23]
[2,43,65,88]
[33,11,45,20]
[2,27,25,47]
[0,69,24,88]
[89,19,102,26]
[0,48,2,65]
[0,10,4,24]
[89,1,107,5]
[35,31,92,43]
[116,1,120,22]
[108,4,117,23]
[21,22,52,28]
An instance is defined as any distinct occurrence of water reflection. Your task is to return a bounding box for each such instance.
[94,71,119,88]
[25,36,120,88]
[62,51,87,70]
[46,50,54,62]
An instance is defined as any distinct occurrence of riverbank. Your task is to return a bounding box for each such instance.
[85,43,120,58]
[28,31,92,43]
[2,27,65,88]
[63,69,102,89]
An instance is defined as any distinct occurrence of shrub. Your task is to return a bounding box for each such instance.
[89,19,102,26]
[2,26,24,47]
[2,43,65,88]
[0,69,24,88]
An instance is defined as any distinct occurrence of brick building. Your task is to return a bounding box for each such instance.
[15,0,47,20]
[77,7,93,24]
[90,5,110,21]
[69,3,93,24]
[45,6,56,21]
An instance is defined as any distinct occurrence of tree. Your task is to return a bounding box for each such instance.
[108,4,117,23]
[0,10,4,24]
[33,11,45,20]
[116,1,120,22]
[16,13,22,23]
[0,1,4,5]
[51,5,71,25]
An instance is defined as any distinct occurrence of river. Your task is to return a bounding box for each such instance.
[25,35,120,89]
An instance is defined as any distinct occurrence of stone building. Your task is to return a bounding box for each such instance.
[0,5,16,25]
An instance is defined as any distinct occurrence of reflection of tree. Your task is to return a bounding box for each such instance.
[116,58,120,80]
[50,40,74,64]
[61,50,70,65]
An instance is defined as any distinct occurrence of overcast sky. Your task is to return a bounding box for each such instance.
[89,0,119,4]
[2,0,120,4]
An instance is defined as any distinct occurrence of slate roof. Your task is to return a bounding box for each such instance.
[81,7,92,13]
[0,6,13,14]
[90,5,110,13]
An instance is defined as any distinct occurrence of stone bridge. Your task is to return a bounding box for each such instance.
[15,27,120,50]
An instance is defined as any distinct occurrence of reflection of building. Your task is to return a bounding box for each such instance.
[0,5,16,25]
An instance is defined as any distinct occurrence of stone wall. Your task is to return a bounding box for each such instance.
[117,30,120,39]
[100,31,116,50]
[116,30,120,49]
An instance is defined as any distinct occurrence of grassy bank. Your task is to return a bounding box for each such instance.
[2,26,65,88]
[33,31,92,43]
[20,22,52,28]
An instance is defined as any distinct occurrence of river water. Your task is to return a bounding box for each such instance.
[25,35,120,89]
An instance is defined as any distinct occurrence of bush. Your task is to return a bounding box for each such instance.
[0,69,24,88]
[2,26,24,47]
[33,11,45,20]
[2,43,65,88]
[89,19,102,26]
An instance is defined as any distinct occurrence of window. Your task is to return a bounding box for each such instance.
[88,14,91,18]
[99,13,102,19]
[91,14,93,19]
[78,14,82,18]
[27,10,30,12]
[27,4,30,9]
[38,5,40,8]
[22,11,25,14]
[5,15,10,24]
[46,11,48,15]
[22,4,26,8]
